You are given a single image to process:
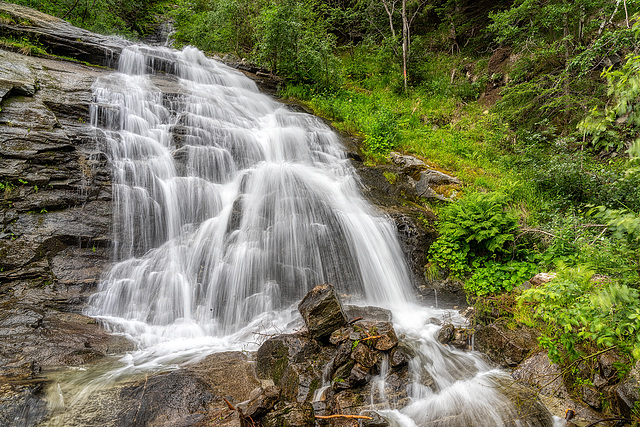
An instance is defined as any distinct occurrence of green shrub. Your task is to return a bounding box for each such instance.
[465,260,538,296]
[429,192,519,278]
[362,108,399,155]
[520,267,640,362]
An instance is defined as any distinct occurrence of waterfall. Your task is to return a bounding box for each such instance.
[85,45,555,427]
[88,44,412,347]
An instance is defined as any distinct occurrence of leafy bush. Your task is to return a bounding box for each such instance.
[520,267,640,362]
[508,140,640,211]
[465,260,538,296]
[429,192,519,278]
[10,0,160,37]
[579,49,640,152]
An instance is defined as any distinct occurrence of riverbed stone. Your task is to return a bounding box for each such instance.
[512,352,570,399]
[616,360,640,417]
[437,323,455,345]
[298,284,348,341]
[474,321,539,367]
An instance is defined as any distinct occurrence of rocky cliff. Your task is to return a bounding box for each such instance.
[0,3,134,424]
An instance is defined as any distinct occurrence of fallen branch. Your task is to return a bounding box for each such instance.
[516,228,557,239]
[315,414,373,420]
[224,398,236,411]
[361,335,382,341]
[224,398,258,427]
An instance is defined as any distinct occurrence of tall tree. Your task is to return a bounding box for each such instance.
[364,0,428,91]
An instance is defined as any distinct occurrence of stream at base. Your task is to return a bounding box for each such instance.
[43,44,559,426]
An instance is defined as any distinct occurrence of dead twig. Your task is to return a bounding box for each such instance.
[516,228,557,240]
[223,398,236,411]
[315,414,374,420]
[348,316,363,324]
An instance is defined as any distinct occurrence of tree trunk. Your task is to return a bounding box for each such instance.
[402,0,408,92]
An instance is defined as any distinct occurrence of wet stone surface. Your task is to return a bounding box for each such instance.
[0,34,115,425]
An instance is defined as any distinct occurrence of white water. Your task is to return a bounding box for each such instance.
[83,45,555,426]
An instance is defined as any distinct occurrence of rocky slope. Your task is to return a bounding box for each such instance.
[0,3,133,423]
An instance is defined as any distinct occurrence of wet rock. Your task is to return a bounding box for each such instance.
[329,327,351,345]
[0,2,130,67]
[185,352,261,403]
[474,321,539,367]
[437,323,455,345]
[256,333,331,403]
[45,351,259,427]
[512,352,570,399]
[0,383,48,427]
[116,371,217,427]
[236,386,280,420]
[371,322,398,351]
[351,343,379,368]
[343,305,392,323]
[361,412,391,427]
[347,363,370,386]
[332,359,356,390]
[0,42,117,423]
[389,345,411,368]
[449,327,472,350]
[298,284,348,341]
[616,360,640,417]
[261,402,315,427]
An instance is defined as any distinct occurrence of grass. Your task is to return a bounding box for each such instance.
[0,35,48,56]
[280,50,546,221]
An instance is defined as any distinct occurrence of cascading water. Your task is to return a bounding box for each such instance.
[80,44,557,426]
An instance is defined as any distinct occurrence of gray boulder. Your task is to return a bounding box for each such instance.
[298,284,348,341]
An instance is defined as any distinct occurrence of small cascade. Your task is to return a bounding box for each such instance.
[370,353,390,408]
[312,360,334,403]
[71,43,555,426]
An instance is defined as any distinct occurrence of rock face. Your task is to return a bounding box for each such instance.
[0,20,118,424]
[42,351,260,427]
[350,149,467,308]
[0,1,129,66]
[616,360,640,417]
[512,352,602,425]
[474,321,539,367]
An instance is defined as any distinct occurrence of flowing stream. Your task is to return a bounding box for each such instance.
[54,44,558,426]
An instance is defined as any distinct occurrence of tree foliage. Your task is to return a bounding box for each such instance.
[9,0,160,36]
[579,34,640,151]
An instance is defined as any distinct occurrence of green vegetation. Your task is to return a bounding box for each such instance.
[6,0,640,416]
[0,34,48,56]
[6,0,166,37]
